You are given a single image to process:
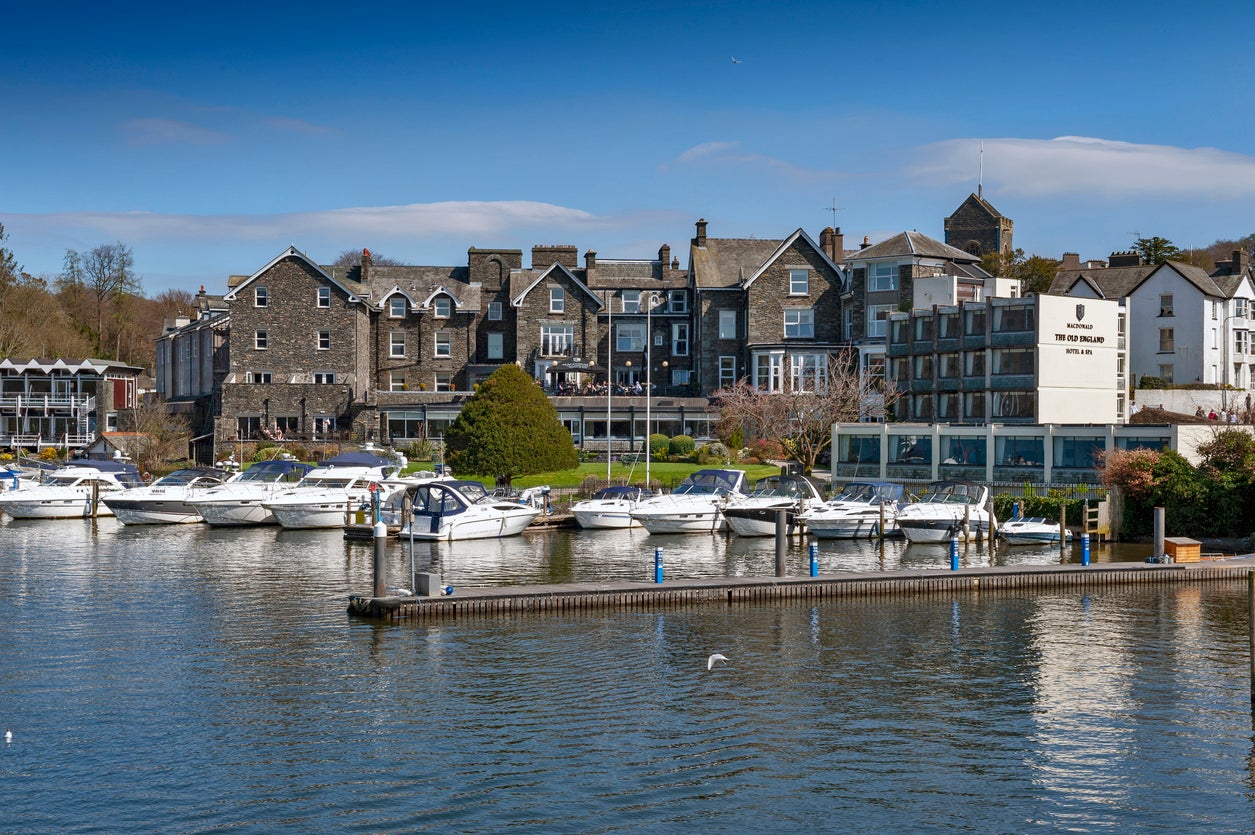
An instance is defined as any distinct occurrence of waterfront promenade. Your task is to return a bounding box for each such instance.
[350,558,1255,621]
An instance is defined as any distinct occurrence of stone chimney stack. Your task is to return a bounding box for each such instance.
[1235,249,1250,272]
[1061,252,1081,270]
[361,248,373,282]
[671,256,679,269]
[1108,251,1143,268]
[695,219,708,247]
[659,244,670,267]
[584,249,597,279]
[531,245,579,269]
[820,227,844,262]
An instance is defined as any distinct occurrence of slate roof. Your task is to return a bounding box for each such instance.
[690,238,782,289]
[1049,260,1229,300]
[845,231,980,264]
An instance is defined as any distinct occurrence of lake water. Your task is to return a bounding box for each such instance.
[1,517,1252,832]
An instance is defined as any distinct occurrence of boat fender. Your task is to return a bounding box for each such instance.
[441,584,454,596]
[142,472,152,482]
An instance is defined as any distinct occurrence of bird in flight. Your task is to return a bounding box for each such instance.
[707,653,729,671]
[731,57,741,64]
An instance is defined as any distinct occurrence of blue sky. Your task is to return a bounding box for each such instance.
[3,0,1254,295]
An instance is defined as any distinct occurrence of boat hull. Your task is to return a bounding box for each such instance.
[0,493,115,519]
[722,505,800,537]
[192,499,276,526]
[402,507,539,540]
[898,517,990,543]
[105,499,203,525]
[571,500,641,529]
[804,515,900,539]
[632,508,725,534]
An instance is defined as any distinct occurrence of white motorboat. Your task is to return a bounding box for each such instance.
[799,481,907,539]
[188,459,315,526]
[571,485,653,529]
[0,460,144,519]
[397,479,540,541]
[1000,516,1073,546]
[896,481,993,543]
[103,467,232,524]
[630,468,747,534]
[262,451,399,529]
[722,474,826,537]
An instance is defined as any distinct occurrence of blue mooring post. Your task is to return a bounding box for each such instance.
[809,542,819,577]
[950,535,960,571]
[1081,531,1091,566]
[654,547,664,584]
[1012,500,1021,520]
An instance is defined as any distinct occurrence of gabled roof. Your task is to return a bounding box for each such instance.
[223,246,365,303]
[690,237,782,289]
[845,231,980,264]
[419,286,465,311]
[0,358,144,375]
[742,228,846,290]
[951,192,1006,220]
[510,262,604,309]
[1049,260,1231,300]
[359,265,477,311]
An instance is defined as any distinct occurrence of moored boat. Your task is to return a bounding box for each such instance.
[896,480,993,543]
[999,516,1073,546]
[630,468,747,534]
[103,468,232,524]
[189,459,315,526]
[798,481,907,539]
[722,474,826,537]
[0,460,144,519]
[398,479,540,540]
[262,452,399,530]
[571,485,653,529]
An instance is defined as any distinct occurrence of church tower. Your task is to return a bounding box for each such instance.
[944,193,1013,258]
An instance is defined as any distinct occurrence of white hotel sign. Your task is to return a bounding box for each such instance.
[1036,295,1121,422]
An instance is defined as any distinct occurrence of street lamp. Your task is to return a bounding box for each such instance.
[1222,311,1246,412]
[644,292,661,489]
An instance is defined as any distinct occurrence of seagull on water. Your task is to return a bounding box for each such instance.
[5,729,10,744]
[707,653,729,671]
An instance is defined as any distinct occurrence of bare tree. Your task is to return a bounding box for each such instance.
[332,248,405,267]
[58,242,141,357]
[118,398,191,475]
[712,349,899,474]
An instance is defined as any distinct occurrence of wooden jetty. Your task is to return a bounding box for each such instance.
[348,559,1255,622]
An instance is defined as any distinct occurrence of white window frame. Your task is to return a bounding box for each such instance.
[389,371,406,392]
[754,353,785,392]
[255,330,268,350]
[488,301,502,321]
[867,305,893,338]
[622,290,641,314]
[249,370,273,384]
[550,287,565,313]
[254,286,268,308]
[719,310,737,339]
[433,373,452,392]
[313,371,335,384]
[1159,328,1174,353]
[487,332,504,360]
[541,324,574,356]
[389,297,406,318]
[390,331,406,358]
[434,331,451,358]
[718,356,737,388]
[790,353,828,392]
[672,322,689,356]
[870,262,898,292]
[668,290,687,314]
[616,321,645,352]
[1159,294,1174,316]
[789,269,809,295]
[784,308,814,338]
[317,286,331,308]
[317,329,331,351]
[434,296,452,318]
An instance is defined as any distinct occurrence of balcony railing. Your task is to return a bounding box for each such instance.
[0,394,96,412]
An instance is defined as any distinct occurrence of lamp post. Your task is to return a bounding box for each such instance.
[1222,311,1245,413]
[645,292,661,489]
[606,291,613,481]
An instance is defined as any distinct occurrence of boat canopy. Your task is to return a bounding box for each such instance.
[319,452,396,468]
[834,481,904,502]
[236,460,314,482]
[676,469,744,495]
[591,485,651,501]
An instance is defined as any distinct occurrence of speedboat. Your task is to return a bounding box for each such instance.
[103,468,232,524]
[262,451,399,529]
[722,474,826,537]
[571,485,653,529]
[896,480,993,543]
[188,459,315,526]
[0,460,144,519]
[630,468,747,534]
[1000,516,1073,546]
[397,479,540,540]
[798,481,907,539]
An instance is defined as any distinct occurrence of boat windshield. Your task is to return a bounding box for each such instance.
[237,465,300,483]
[919,490,976,504]
[154,470,207,486]
[748,478,803,498]
[46,475,86,486]
[300,477,354,490]
[675,471,741,496]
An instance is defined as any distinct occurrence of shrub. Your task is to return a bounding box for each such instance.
[697,442,730,464]
[404,439,435,461]
[1138,375,1169,389]
[39,447,60,461]
[668,435,695,459]
[649,433,670,461]
[750,438,787,461]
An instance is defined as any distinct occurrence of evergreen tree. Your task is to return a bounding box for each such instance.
[444,364,578,486]
[1132,236,1182,266]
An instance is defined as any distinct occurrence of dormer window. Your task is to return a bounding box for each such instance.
[389,297,406,318]
[317,287,330,308]
[550,287,565,313]
[254,286,268,307]
[622,290,641,314]
[434,296,452,318]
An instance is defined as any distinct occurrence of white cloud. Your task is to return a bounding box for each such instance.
[117,118,233,146]
[911,136,1255,199]
[671,141,836,181]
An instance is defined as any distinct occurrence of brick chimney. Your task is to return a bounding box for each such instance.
[695,219,707,247]
[1061,252,1081,270]
[531,245,578,269]
[584,249,597,278]
[1108,251,1143,268]
[659,244,670,267]
[361,248,373,282]
[820,226,844,262]
[1235,249,1250,273]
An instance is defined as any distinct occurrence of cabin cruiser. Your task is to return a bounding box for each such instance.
[896,481,993,543]
[262,452,399,529]
[103,468,232,524]
[798,481,907,539]
[570,485,653,529]
[630,468,747,534]
[0,460,144,519]
[188,459,315,526]
[396,479,540,540]
[999,516,1073,546]
[721,474,826,537]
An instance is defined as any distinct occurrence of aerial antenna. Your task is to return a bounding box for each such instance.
[824,198,842,228]
[978,141,984,199]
